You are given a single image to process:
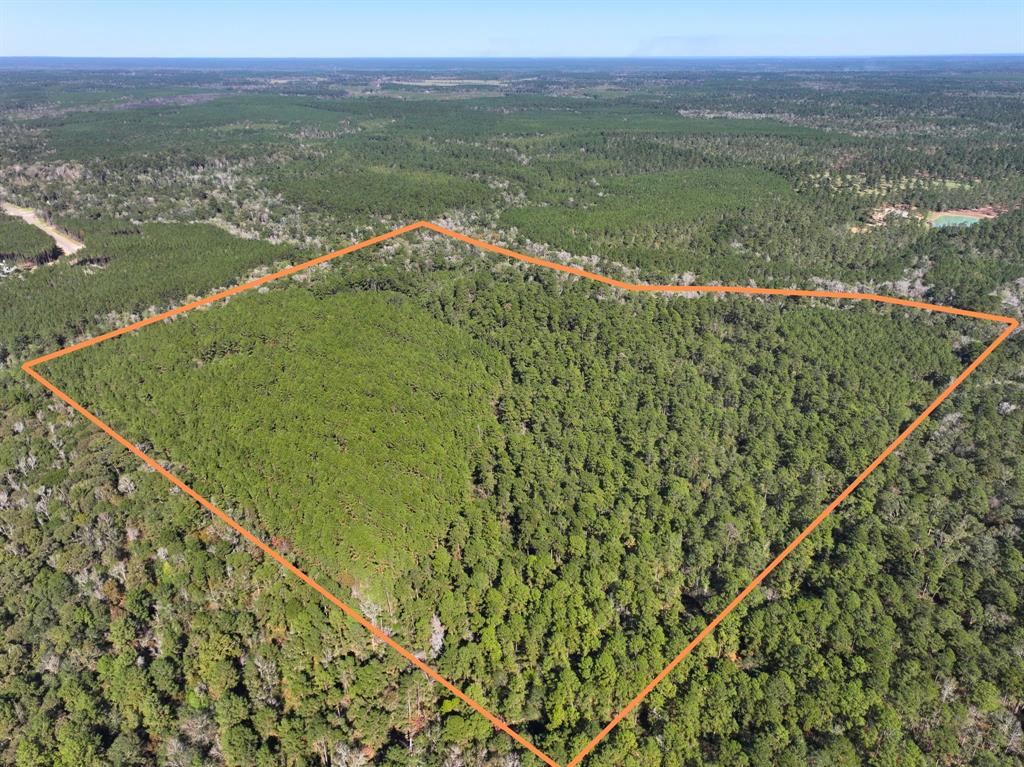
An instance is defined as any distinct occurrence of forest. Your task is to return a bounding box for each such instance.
[39,236,1005,765]
[0,57,1022,767]
[0,212,60,264]
[0,220,300,357]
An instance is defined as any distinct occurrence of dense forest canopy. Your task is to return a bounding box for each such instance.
[38,236,1014,764]
[0,57,1022,767]
[0,221,301,357]
[0,212,60,264]
[49,288,507,605]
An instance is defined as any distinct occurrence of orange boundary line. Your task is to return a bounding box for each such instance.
[21,221,1018,767]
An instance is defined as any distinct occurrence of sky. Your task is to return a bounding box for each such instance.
[1,0,1022,58]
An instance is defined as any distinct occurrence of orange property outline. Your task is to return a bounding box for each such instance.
[22,221,1019,767]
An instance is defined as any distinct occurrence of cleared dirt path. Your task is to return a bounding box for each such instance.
[2,201,85,255]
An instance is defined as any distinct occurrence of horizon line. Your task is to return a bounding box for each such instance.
[2,53,1022,61]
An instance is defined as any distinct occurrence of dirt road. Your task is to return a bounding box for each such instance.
[2,201,85,255]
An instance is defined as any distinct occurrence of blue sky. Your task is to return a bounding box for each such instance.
[1,0,1022,58]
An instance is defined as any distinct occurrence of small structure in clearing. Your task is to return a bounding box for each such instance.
[849,203,923,232]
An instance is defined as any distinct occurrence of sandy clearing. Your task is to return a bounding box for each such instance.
[390,79,504,87]
[1,202,85,255]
